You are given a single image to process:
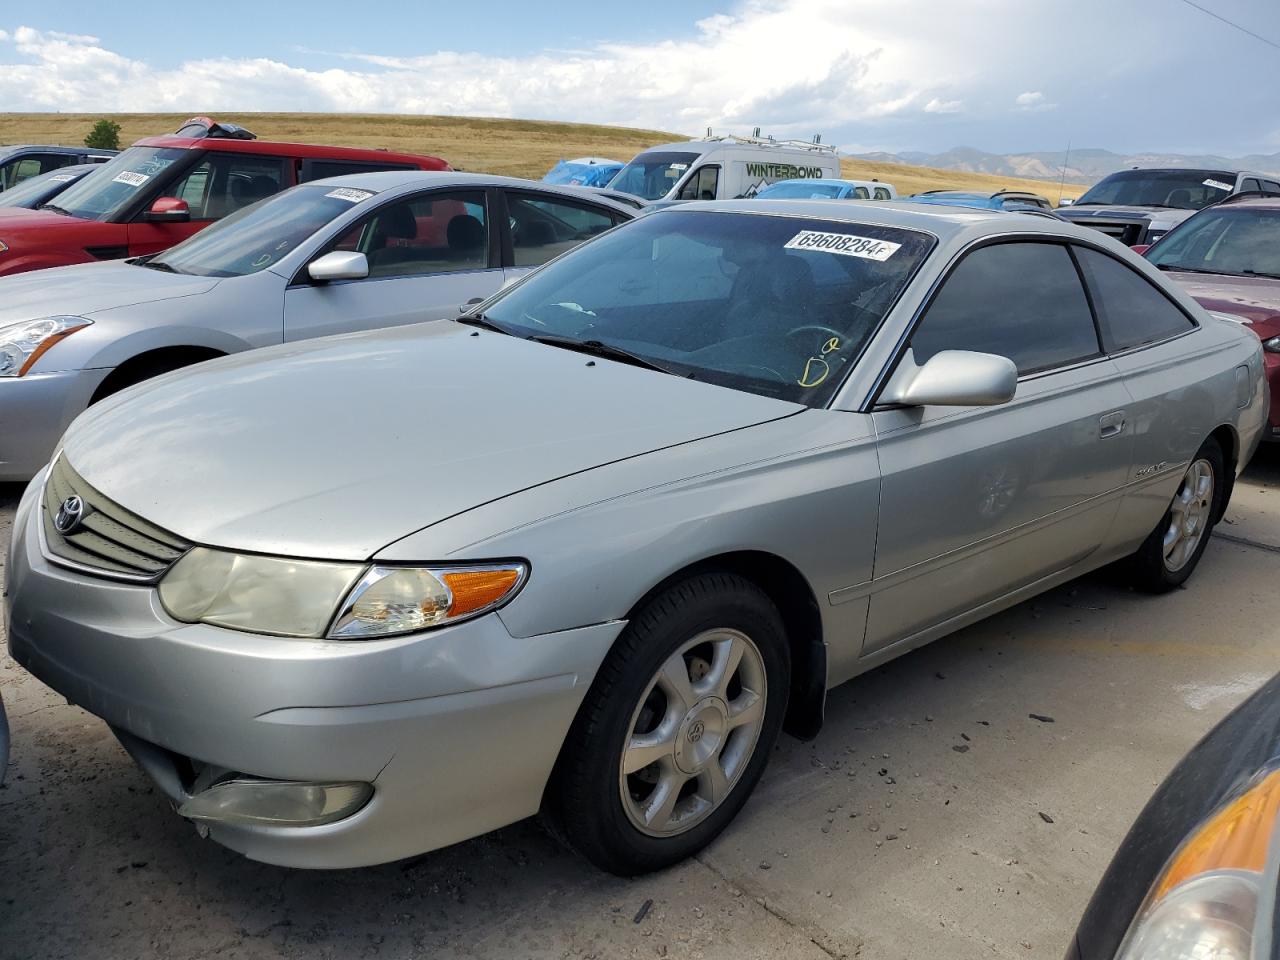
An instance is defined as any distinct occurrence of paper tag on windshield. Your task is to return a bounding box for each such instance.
[669,163,688,171]
[50,174,77,182]
[113,171,149,188]
[325,187,374,203]
[1203,178,1233,191]
[784,230,901,261]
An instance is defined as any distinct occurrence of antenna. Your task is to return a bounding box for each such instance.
[1057,140,1071,206]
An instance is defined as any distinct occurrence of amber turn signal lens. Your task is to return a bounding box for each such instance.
[1152,768,1280,902]
[442,568,523,617]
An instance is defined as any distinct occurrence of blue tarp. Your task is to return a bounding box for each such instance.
[543,160,624,188]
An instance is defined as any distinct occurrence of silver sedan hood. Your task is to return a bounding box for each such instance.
[0,261,219,325]
[61,322,801,559]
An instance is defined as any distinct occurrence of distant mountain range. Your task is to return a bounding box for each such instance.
[851,146,1280,184]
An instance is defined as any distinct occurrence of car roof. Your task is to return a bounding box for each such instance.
[0,144,113,160]
[665,198,1095,243]
[299,170,640,213]
[132,135,446,167]
[1211,195,1280,211]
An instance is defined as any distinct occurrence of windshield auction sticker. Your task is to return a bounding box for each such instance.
[112,171,150,188]
[784,230,901,261]
[325,188,375,203]
[1202,179,1233,192]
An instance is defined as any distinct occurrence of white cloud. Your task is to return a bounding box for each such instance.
[924,98,963,114]
[1014,90,1056,112]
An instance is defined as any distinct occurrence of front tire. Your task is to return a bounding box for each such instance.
[545,572,790,875]
[1123,437,1224,593]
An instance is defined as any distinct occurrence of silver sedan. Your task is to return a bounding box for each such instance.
[5,201,1268,875]
[0,172,633,480]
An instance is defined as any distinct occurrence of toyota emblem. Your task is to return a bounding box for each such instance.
[54,495,86,535]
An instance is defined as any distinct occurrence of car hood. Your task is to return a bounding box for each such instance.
[1165,271,1280,340]
[61,322,803,559]
[0,259,219,326]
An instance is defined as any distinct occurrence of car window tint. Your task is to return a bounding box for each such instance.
[911,241,1099,374]
[350,190,489,278]
[1074,246,1195,352]
[164,154,287,220]
[1242,178,1262,194]
[300,159,412,181]
[508,194,618,268]
[872,187,891,200]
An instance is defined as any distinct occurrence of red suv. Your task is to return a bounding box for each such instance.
[1145,194,1280,443]
[0,118,450,276]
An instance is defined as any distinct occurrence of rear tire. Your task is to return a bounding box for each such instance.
[1122,437,1224,593]
[544,572,790,875]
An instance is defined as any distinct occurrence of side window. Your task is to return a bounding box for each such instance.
[910,242,1100,375]
[1241,178,1262,194]
[1263,181,1280,195]
[508,194,619,268]
[872,187,892,200]
[300,159,413,182]
[677,165,720,201]
[345,190,489,278]
[2,158,43,188]
[163,154,287,220]
[852,187,871,199]
[1073,246,1195,352]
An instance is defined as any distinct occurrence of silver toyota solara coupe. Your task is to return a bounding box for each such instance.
[5,201,1268,875]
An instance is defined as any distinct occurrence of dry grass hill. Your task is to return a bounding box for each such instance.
[0,112,1086,201]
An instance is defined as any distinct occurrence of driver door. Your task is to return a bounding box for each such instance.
[864,240,1133,656]
[283,188,501,342]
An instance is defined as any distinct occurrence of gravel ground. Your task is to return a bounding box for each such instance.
[2,447,1278,960]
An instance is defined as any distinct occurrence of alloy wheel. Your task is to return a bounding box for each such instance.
[619,628,767,837]
[1163,458,1215,572]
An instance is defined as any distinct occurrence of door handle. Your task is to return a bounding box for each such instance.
[1099,411,1127,439]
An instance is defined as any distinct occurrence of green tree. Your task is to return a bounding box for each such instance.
[84,119,121,151]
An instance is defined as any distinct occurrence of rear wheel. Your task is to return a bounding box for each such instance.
[1123,437,1224,593]
[545,572,789,875]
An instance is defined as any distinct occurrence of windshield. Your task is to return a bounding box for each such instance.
[608,152,701,201]
[48,147,188,221]
[0,167,87,208]
[1148,207,1280,279]
[145,184,376,278]
[1075,170,1234,210]
[482,210,933,405]
[758,182,845,199]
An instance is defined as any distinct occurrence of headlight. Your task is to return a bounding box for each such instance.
[0,316,92,377]
[1114,768,1280,960]
[1264,336,1280,354]
[158,547,527,639]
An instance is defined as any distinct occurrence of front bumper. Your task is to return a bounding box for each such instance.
[0,368,108,481]
[4,480,623,867]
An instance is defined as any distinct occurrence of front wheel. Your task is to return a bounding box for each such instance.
[544,572,790,875]
[1123,437,1224,593]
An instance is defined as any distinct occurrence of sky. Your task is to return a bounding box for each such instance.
[2,0,1279,157]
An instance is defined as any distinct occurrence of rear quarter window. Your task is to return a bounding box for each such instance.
[1073,246,1196,352]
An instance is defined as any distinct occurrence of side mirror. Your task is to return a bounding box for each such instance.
[145,197,190,223]
[308,250,369,283]
[1057,198,1074,207]
[880,349,1018,407]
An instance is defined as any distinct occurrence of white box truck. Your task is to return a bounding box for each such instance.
[609,133,841,203]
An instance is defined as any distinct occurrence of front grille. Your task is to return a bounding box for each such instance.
[42,456,191,582]
[1069,218,1149,245]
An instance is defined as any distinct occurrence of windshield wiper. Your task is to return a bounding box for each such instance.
[37,202,72,216]
[527,334,679,375]
[137,258,181,274]
[455,312,515,336]
[1154,263,1218,274]
[1241,269,1280,280]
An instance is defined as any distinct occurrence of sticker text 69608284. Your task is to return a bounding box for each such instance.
[784,230,901,262]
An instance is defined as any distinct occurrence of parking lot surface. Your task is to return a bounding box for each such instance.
[2,447,1278,960]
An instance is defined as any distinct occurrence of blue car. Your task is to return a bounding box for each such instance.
[543,157,624,189]
[0,145,116,192]
[0,163,99,210]
[907,189,1055,213]
[754,178,897,200]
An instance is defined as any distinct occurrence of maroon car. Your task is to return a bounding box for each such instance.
[1145,195,1280,442]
